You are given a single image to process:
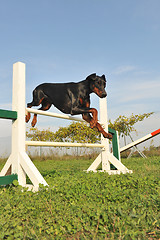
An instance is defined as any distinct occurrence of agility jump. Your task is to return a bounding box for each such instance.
[0,62,132,191]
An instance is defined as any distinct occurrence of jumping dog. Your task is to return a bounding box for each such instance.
[26,73,113,139]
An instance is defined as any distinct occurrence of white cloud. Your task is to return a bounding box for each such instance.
[113,65,136,75]
[110,76,160,105]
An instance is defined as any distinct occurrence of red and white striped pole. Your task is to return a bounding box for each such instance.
[120,129,160,153]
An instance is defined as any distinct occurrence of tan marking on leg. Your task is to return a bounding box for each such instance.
[31,114,37,127]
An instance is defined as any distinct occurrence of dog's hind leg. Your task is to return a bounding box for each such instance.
[31,99,52,127]
[26,89,46,124]
[25,112,31,123]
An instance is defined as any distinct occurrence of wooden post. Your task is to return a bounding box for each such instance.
[11,62,26,185]
[99,97,110,171]
[86,97,132,174]
[0,62,48,191]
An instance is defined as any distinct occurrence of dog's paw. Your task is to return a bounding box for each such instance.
[103,132,113,139]
[31,121,36,127]
[25,113,30,123]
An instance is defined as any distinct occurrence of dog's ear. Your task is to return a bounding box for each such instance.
[101,74,106,82]
[86,73,96,81]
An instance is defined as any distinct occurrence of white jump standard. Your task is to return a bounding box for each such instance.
[0,62,47,191]
[0,62,132,191]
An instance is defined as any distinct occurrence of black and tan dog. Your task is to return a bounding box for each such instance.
[26,73,113,139]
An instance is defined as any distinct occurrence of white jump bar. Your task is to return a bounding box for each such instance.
[26,141,104,148]
[26,108,85,122]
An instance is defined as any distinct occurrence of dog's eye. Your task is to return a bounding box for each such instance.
[98,81,102,85]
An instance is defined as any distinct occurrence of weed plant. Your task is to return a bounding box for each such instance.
[0,155,160,239]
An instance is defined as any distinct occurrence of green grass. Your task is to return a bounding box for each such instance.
[0,156,160,239]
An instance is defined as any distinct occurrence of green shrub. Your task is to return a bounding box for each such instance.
[0,156,160,239]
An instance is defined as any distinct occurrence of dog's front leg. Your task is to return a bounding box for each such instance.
[82,113,113,139]
[96,122,113,139]
[88,108,98,128]
[71,106,98,128]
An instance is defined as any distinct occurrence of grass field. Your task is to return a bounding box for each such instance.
[0,155,160,239]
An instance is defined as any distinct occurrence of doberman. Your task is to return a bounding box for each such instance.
[26,73,113,139]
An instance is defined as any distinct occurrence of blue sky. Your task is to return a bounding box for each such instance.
[0,0,160,155]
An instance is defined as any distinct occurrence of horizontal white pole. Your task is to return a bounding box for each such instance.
[120,133,153,152]
[26,141,104,148]
[26,108,85,122]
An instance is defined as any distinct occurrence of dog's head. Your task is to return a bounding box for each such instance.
[86,73,107,98]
